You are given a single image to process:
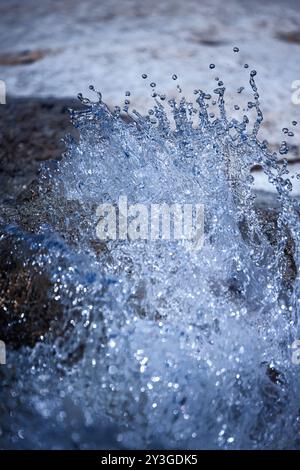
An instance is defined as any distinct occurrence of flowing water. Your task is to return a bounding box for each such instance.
[1,55,300,449]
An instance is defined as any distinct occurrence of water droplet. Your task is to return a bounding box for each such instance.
[108,365,117,375]
[172,74,178,80]
[233,47,239,52]
[209,64,215,69]
[279,141,289,155]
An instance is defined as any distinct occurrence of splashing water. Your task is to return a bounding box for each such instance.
[1,59,300,449]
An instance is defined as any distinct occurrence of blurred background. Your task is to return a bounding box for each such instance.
[0,0,300,197]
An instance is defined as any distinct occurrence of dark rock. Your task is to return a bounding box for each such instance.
[0,235,62,349]
[0,49,55,66]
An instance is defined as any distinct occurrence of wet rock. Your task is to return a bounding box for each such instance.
[0,97,82,202]
[0,235,62,349]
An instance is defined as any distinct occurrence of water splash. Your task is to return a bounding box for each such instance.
[1,60,300,449]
